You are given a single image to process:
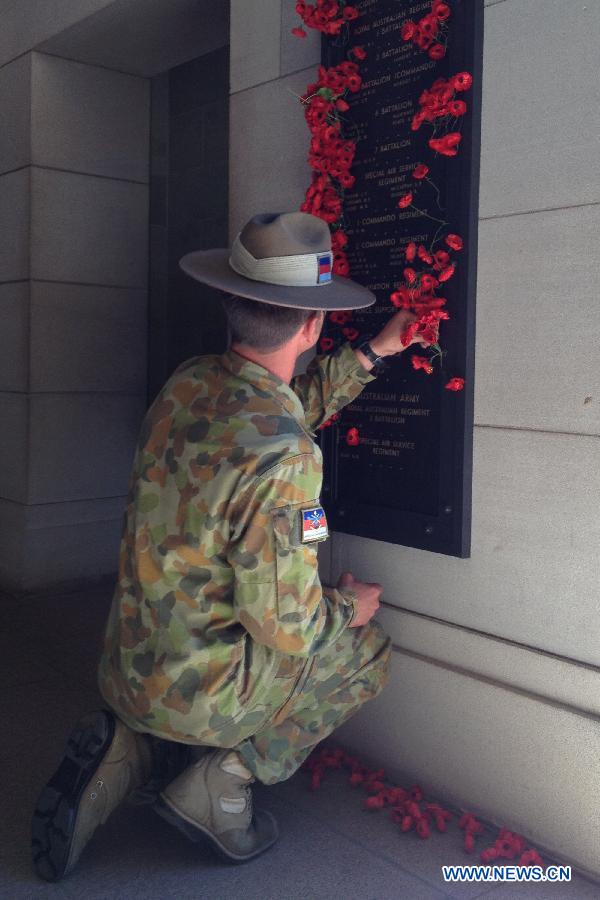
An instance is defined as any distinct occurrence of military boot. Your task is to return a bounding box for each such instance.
[154,748,278,862]
[31,709,152,882]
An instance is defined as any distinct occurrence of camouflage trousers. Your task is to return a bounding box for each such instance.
[234,619,391,785]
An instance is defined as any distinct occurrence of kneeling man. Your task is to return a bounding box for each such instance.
[32,212,430,880]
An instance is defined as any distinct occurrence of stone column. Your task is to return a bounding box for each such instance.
[0,51,150,593]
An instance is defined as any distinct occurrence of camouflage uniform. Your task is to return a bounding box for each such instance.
[98,343,391,784]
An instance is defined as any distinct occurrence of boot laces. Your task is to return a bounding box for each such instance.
[244,782,253,820]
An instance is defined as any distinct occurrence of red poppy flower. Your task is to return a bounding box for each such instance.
[390,287,412,309]
[452,71,473,92]
[412,355,433,374]
[416,818,430,839]
[445,377,465,391]
[417,244,433,264]
[364,794,385,810]
[346,427,360,446]
[497,829,526,854]
[411,111,426,131]
[401,321,420,347]
[432,1,451,21]
[464,832,475,853]
[418,14,438,37]
[335,98,350,112]
[406,242,417,262]
[445,233,463,250]
[497,839,517,859]
[413,296,446,314]
[429,132,461,157]
[409,785,424,801]
[346,74,362,93]
[403,267,417,284]
[400,815,414,832]
[291,26,307,38]
[415,32,434,50]
[438,264,455,282]
[333,257,350,276]
[343,5,359,20]
[329,310,352,325]
[342,327,359,341]
[401,21,417,41]
[398,192,413,208]
[412,163,429,179]
[520,850,544,867]
[331,229,348,249]
[428,43,446,60]
[338,60,359,75]
[434,249,450,266]
[317,411,340,430]
[319,337,334,352]
[448,99,467,117]
[420,274,438,291]
[434,814,448,833]
[352,46,367,60]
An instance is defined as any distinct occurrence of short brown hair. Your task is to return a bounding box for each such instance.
[221,294,317,351]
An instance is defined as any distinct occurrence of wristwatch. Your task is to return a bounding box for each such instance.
[358,339,386,372]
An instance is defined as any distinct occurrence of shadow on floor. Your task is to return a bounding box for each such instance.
[2,586,597,899]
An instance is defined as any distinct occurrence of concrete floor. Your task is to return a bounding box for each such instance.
[2,584,598,900]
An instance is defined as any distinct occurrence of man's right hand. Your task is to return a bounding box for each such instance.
[338,572,383,628]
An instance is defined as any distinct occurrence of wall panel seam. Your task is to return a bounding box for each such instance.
[230,64,316,97]
[390,644,600,721]
[0,390,147,398]
[31,49,152,82]
[382,601,600,674]
[474,423,600,440]
[1,391,147,397]
[0,49,32,74]
[0,164,30,179]
[31,164,149,186]
[26,517,122,532]
[0,495,126,508]
[27,279,148,291]
[479,200,600,222]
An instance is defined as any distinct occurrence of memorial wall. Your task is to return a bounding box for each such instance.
[320,0,483,556]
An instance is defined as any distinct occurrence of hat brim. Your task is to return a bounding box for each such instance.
[178,249,375,310]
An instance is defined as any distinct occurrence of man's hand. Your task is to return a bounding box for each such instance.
[338,572,382,628]
[370,310,435,358]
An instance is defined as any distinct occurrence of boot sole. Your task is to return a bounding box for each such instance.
[31,709,115,882]
[154,795,278,864]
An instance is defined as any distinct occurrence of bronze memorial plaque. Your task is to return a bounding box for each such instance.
[319,0,483,556]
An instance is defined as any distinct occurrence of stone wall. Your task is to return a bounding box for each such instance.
[0,0,229,593]
[0,51,150,592]
[229,0,600,877]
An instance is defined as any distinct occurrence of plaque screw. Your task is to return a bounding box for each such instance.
[339,510,346,517]
[425,525,434,535]
[444,506,453,515]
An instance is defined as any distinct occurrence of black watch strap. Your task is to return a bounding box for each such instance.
[358,340,386,370]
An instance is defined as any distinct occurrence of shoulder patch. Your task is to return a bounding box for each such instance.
[300,505,328,542]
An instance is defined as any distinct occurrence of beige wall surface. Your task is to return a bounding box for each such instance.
[229,0,600,878]
[0,51,150,592]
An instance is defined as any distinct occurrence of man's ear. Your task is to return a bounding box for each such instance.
[302,310,325,345]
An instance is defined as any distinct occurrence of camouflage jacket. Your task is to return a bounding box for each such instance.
[98,343,375,744]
